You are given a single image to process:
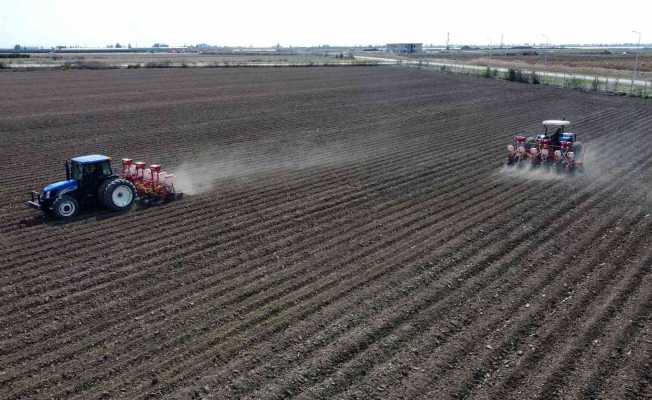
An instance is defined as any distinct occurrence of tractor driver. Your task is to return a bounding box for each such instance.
[83,164,103,185]
[549,127,563,148]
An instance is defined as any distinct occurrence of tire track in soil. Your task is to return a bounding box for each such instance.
[598,321,652,400]
[490,220,652,400]
[534,268,652,400]
[210,203,620,400]
[402,205,652,395]
[334,190,645,400]
[443,210,652,400]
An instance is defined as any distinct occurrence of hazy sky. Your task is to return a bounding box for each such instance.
[0,0,649,48]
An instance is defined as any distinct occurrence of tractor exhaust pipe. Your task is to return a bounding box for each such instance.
[65,160,70,180]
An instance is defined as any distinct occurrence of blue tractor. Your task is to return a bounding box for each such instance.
[26,154,137,219]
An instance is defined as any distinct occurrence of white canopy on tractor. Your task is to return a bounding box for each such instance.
[542,120,570,126]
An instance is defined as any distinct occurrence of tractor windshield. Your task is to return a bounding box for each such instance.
[70,161,112,182]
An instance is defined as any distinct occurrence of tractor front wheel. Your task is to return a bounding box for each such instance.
[100,179,136,211]
[51,195,79,220]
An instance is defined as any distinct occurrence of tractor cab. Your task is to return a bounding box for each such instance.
[542,120,570,135]
[67,155,115,194]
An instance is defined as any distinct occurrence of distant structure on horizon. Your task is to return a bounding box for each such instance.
[386,43,423,54]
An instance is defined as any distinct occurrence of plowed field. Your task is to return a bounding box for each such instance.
[0,67,650,400]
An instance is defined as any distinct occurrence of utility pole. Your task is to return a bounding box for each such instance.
[486,36,492,60]
[446,32,450,51]
[542,34,549,68]
[631,30,642,94]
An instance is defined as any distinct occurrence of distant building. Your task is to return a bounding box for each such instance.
[386,43,423,54]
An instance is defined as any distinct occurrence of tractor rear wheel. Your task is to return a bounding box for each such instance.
[51,195,79,220]
[100,179,136,211]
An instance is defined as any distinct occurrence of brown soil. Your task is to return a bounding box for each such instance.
[0,67,650,400]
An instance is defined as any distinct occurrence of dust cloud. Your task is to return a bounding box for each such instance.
[498,164,567,181]
[171,132,356,195]
[495,138,652,208]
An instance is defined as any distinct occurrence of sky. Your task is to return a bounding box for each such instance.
[0,0,649,48]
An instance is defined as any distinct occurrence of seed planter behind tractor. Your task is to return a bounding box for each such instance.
[120,158,183,206]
